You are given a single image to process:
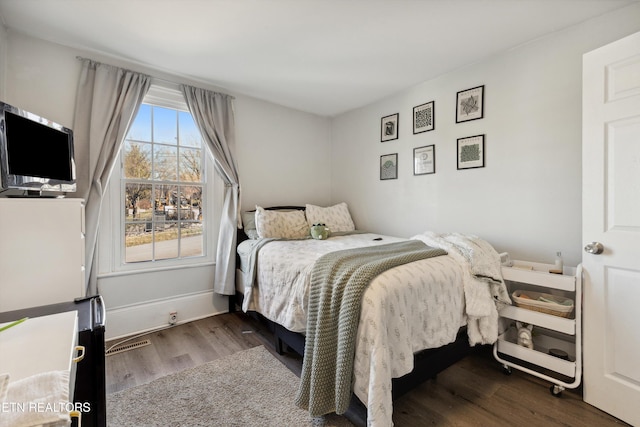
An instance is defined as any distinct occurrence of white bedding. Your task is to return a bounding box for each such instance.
[237,238,260,273]
[241,232,468,426]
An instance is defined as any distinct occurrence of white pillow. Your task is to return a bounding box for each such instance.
[255,206,309,239]
[305,202,355,232]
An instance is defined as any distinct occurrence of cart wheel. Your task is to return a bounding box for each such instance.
[501,365,512,375]
[550,385,563,397]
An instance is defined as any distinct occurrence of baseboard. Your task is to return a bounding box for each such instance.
[105,290,228,340]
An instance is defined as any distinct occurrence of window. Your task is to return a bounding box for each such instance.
[122,98,207,263]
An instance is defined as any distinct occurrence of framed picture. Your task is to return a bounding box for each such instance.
[380,153,398,180]
[457,135,485,170]
[413,101,435,134]
[381,113,399,142]
[414,145,435,175]
[456,85,484,123]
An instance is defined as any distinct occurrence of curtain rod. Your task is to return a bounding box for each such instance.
[76,56,235,99]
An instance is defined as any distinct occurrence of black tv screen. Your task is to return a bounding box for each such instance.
[5,110,73,181]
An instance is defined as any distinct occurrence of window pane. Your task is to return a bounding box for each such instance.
[179,148,202,182]
[180,221,203,258]
[154,184,178,219]
[125,183,152,221]
[123,142,152,179]
[152,106,177,145]
[125,223,153,263]
[128,104,151,142]
[155,221,179,260]
[179,111,202,148]
[154,145,178,181]
[181,185,203,220]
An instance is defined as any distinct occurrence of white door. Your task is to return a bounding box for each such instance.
[582,31,640,427]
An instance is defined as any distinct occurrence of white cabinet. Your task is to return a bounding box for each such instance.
[0,198,85,311]
[493,260,582,396]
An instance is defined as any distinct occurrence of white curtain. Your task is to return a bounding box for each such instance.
[73,58,151,296]
[181,85,239,295]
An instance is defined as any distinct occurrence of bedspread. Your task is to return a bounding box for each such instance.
[241,233,467,426]
[296,241,447,417]
[411,231,512,345]
[242,233,410,331]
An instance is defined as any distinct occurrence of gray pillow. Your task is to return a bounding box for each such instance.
[241,211,259,239]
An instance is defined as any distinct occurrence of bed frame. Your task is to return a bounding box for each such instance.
[230,206,474,426]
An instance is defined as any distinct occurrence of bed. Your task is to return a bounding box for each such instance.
[232,204,510,426]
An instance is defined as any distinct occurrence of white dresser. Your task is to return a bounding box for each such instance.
[0,198,85,312]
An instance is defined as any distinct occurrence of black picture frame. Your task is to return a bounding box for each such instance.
[457,134,485,170]
[413,145,435,175]
[381,113,399,142]
[456,85,484,123]
[380,153,398,180]
[413,101,435,134]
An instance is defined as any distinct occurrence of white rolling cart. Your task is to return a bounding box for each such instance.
[493,259,582,397]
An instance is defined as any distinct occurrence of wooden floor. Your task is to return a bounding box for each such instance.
[106,312,628,426]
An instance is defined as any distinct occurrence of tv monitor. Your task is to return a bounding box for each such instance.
[0,101,76,196]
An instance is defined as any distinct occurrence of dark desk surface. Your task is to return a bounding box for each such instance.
[0,296,103,331]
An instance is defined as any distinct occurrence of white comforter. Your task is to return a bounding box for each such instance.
[241,232,504,426]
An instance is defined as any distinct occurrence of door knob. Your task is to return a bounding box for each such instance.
[584,242,604,255]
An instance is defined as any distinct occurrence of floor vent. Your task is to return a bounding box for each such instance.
[106,339,151,356]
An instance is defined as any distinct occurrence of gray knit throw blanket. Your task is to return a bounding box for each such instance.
[295,240,447,416]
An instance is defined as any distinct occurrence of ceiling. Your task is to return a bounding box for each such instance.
[0,0,636,116]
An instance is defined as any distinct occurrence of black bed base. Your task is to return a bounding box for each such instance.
[230,292,473,426]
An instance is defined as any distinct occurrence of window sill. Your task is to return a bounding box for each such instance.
[98,259,215,279]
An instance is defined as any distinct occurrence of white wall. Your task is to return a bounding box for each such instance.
[331,4,640,268]
[2,31,333,338]
[235,96,332,208]
[3,32,79,127]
